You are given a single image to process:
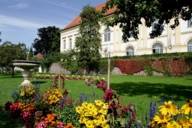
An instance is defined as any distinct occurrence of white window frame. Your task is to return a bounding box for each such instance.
[188,18,192,28]
[69,37,72,49]
[126,46,134,56]
[63,38,66,49]
[152,43,163,54]
[188,40,192,52]
[104,27,111,42]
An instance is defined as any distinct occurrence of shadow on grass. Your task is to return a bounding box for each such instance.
[111,82,192,101]
[32,80,47,85]
[0,106,23,128]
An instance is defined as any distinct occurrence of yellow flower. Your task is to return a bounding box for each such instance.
[85,120,94,128]
[159,101,178,116]
[166,121,181,128]
[181,100,192,115]
[178,119,191,128]
[76,100,108,128]
[95,100,103,107]
[153,114,170,124]
[43,88,63,105]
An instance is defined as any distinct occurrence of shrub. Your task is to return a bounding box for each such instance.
[99,59,115,74]
[113,55,192,76]
[114,59,143,74]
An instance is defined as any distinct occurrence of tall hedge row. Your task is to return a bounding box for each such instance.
[101,52,192,76]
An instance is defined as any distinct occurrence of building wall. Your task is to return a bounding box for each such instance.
[60,19,192,57]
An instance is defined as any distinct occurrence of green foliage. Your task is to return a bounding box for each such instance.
[99,59,115,74]
[111,52,192,60]
[40,52,61,70]
[33,26,60,55]
[60,50,78,74]
[144,65,153,76]
[105,0,192,41]
[0,42,27,74]
[75,5,101,73]
[53,105,80,127]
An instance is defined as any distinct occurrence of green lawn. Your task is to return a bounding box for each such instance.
[0,74,192,125]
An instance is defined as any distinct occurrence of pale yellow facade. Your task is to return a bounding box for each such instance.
[60,19,192,57]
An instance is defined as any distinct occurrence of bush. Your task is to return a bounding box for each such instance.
[114,59,143,74]
[114,54,192,76]
[99,59,115,74]
[144,65,153,76]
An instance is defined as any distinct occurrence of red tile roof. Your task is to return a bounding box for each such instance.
[63,3,116,30]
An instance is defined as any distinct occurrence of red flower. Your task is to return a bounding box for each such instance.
[103,88,113,101]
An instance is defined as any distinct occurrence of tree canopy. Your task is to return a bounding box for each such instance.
[105,0,192,41]
[0,32,2,43]
[33,26,60,55]
[0,42,27,74]
[75,5,101,73]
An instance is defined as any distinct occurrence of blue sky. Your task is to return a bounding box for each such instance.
[0,0,105,47]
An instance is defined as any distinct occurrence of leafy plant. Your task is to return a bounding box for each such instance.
[53,105,80,127]
[144,65,153,76]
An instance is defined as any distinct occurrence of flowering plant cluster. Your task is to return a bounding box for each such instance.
[20,103,36,122]
[5,101,36,127]
[19,84,36,98]
[33,73,103,81]
[42,88,63,105]
[76,100,109,128]
[35,113,65,128]
[150,100,192,128]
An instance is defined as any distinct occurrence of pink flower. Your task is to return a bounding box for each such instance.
[10,102,20,111]
[36,121,47,128]
[21,111,32,121]
[57,121,64,128]
[96,80,107,91]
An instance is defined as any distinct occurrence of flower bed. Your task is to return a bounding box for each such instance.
[33,73,103,81]
[4,79,192,128]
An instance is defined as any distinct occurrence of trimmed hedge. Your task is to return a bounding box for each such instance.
[104,52,192,76]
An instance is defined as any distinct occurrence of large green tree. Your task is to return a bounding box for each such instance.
[0,42,27,75]
[33,26,60,55]
[105,0,192,41]
[75,5,101,73]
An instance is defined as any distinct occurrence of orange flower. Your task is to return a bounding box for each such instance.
[64,123,74,128]
[45,114,55,122]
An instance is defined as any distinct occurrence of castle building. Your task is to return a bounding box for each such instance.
[60,3,192,57]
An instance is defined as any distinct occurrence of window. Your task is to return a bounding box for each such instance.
[188,18,192,28]
[152,43,163,54]
[63,39,66,49]
[126,46,134,56]
[69,38,72,49]
[104,48,108,57]
[188,40,192,52]
[104,27,111,42]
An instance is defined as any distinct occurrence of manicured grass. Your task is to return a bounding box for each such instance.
[110,75,192,121]
[0,74,192,123]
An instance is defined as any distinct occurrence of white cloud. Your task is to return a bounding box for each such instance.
[45,0,79,12]
[0,14,63,30]
[8,2,29,9]
[0,14,44,29]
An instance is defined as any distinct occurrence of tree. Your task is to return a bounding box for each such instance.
[0,42,27,75]
[33,26,60,55]
[75,5,101,73]
[60,50,78,74]
[105,0,192,41]
[0,32,2,43]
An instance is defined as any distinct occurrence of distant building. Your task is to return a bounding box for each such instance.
[60,3,192,57]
